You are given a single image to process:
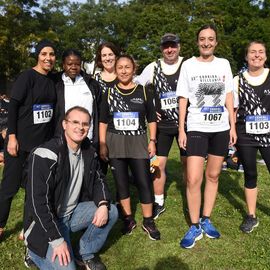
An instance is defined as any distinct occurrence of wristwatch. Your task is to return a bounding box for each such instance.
[149,138,157,143]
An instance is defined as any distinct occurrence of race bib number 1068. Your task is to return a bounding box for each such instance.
[160,92,178,110]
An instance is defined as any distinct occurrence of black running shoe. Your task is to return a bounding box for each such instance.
[76,256,107,270]
[240,215,259,233]
[142,219,161,240]
[122,217,137,235]
[153,202,165,220]
[24,249,38,269]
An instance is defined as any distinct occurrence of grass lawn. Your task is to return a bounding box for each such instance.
[0,142,270,270]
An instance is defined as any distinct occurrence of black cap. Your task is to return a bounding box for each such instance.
[35,39,56,58]
[160,33,180,46]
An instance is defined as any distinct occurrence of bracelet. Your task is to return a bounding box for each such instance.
[98,201,110,210]
[149,138,157,143]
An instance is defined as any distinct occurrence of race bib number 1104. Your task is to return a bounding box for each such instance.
[113,112,139,131]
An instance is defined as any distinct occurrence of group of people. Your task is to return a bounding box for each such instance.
[0,23,269,269]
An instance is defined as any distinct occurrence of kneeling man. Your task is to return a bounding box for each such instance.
[24,106,118,270]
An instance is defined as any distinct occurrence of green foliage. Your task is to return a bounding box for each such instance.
[1,143,270,269]
[1,0,270,87]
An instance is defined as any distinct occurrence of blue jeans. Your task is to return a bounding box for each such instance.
[29,202,118,270]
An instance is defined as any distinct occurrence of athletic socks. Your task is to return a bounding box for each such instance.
[191,223,200,229]
[154,194,164,206]
[201,216,210,222]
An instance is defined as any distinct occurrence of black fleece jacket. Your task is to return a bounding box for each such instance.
[24,135,111,258]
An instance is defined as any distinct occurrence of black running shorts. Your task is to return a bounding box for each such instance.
[156,128,187,157]
[186,130,230,157]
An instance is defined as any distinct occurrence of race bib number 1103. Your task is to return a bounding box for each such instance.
[246,115,270,134]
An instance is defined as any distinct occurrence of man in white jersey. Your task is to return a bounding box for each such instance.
[135,33,187,219]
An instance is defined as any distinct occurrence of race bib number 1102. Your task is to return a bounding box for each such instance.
[33,104,53,124]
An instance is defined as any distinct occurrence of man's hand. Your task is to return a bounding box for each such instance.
[92,205,108,227]
[51,241,71,266]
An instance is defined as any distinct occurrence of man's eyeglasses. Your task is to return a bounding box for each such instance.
[66,119,90,129]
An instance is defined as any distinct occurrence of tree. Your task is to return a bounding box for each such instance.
[1,0,270,92]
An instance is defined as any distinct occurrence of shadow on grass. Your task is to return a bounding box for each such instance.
[135,256,190,270]
[218,170,246,217]
[165,158,190,224]
[167,157,248,220]
[164,157,270,223]
[219,169,270,218]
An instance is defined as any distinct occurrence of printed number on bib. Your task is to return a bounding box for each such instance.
[113,112,139,131]
[160,92,178,110]
[246,115,270,134]
[201,106,224,124]
[33,104,53,124]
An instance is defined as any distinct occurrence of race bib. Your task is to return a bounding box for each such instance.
[160,92,178,110]
[245,115,270,134]
[200,106,224,124]
[113,112,139,131]
[33,104,53,124]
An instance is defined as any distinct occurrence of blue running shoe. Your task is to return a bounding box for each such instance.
[200,218,220,239]
[180,225,203,249]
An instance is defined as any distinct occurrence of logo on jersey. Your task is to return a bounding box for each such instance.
[264,89,270,95]
[130,98,144,104]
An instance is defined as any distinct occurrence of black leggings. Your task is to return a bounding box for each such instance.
[110,158,154,204]
[237,145,270,189]
[0,147,29,227]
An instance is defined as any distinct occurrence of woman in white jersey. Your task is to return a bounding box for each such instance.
[176,24,237,249]
[234,41,270,233]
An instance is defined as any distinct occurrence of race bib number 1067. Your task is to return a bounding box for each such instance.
[200,106,224,123]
